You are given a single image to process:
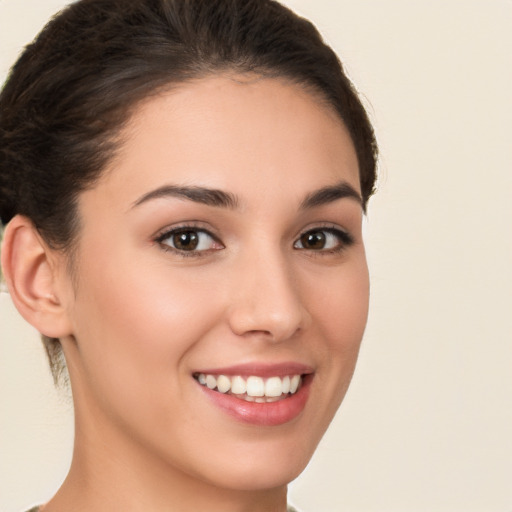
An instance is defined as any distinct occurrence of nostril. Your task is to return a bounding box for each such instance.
[229,313,304,343]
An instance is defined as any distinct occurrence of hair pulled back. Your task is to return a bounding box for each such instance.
[0,0,377,381]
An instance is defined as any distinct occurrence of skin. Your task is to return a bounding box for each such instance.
[5,76,369,512]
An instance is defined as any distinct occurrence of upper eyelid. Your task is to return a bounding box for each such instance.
[295,223,353,239]
[299,226,353,238]
[154,222,219,241]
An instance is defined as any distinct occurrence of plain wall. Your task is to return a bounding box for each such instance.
[1,1,511,511]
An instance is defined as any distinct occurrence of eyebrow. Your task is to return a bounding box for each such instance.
[131,185,239,210]
[299,181,363,210]
[131,180,362,211]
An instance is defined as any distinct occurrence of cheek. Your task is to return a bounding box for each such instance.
[304,256,369,408]
[309,256,369,351]
[69,245,224,392]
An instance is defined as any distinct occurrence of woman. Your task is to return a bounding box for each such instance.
[0,0,377,511]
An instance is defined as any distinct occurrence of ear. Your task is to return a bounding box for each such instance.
[1,215,73,338]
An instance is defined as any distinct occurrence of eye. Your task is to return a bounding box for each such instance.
[156,227,222,253]
[294,227,353,252]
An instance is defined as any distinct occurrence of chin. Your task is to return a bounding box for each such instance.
[187,429,321,492]
[206,458,307,492]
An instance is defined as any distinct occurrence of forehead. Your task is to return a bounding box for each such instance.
[94,75,360,208]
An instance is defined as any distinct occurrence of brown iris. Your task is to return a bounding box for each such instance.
[299,231,326,250]
[173,230,199,251]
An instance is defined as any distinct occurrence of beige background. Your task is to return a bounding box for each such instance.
[1,1,511,511]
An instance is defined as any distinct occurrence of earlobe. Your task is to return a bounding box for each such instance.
[1,215,73,338]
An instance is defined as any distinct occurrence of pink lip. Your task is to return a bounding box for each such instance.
[193,363,314,427]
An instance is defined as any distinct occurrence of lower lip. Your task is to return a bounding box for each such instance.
[197,375,312,426]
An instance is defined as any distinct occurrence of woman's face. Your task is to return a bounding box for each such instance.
[62,76,369,491]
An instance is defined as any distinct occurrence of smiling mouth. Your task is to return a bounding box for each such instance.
[193,373,303,403]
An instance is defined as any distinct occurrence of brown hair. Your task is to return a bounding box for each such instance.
[0,0,378,383]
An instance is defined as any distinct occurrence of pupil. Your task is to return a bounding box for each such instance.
[302,231,325,249]
[174,231,198,250]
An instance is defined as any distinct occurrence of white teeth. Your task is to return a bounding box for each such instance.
[290,375,300,394]
[206,374,217,390]
[281,376,291,394]
[216,375,231,393]
[265,376,283,397]
[246,376,265,397]
[196,373,304,400]
[231,375,246,395]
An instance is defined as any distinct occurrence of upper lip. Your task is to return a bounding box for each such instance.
[193,362,314,378]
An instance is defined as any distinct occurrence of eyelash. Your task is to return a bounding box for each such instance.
[155,223,223,258]
[154,224,354,258]
[293,226,354,255]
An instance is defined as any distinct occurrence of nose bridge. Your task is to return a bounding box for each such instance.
[227,243,307,341]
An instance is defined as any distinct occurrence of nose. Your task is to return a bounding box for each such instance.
[226,249,310,342]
